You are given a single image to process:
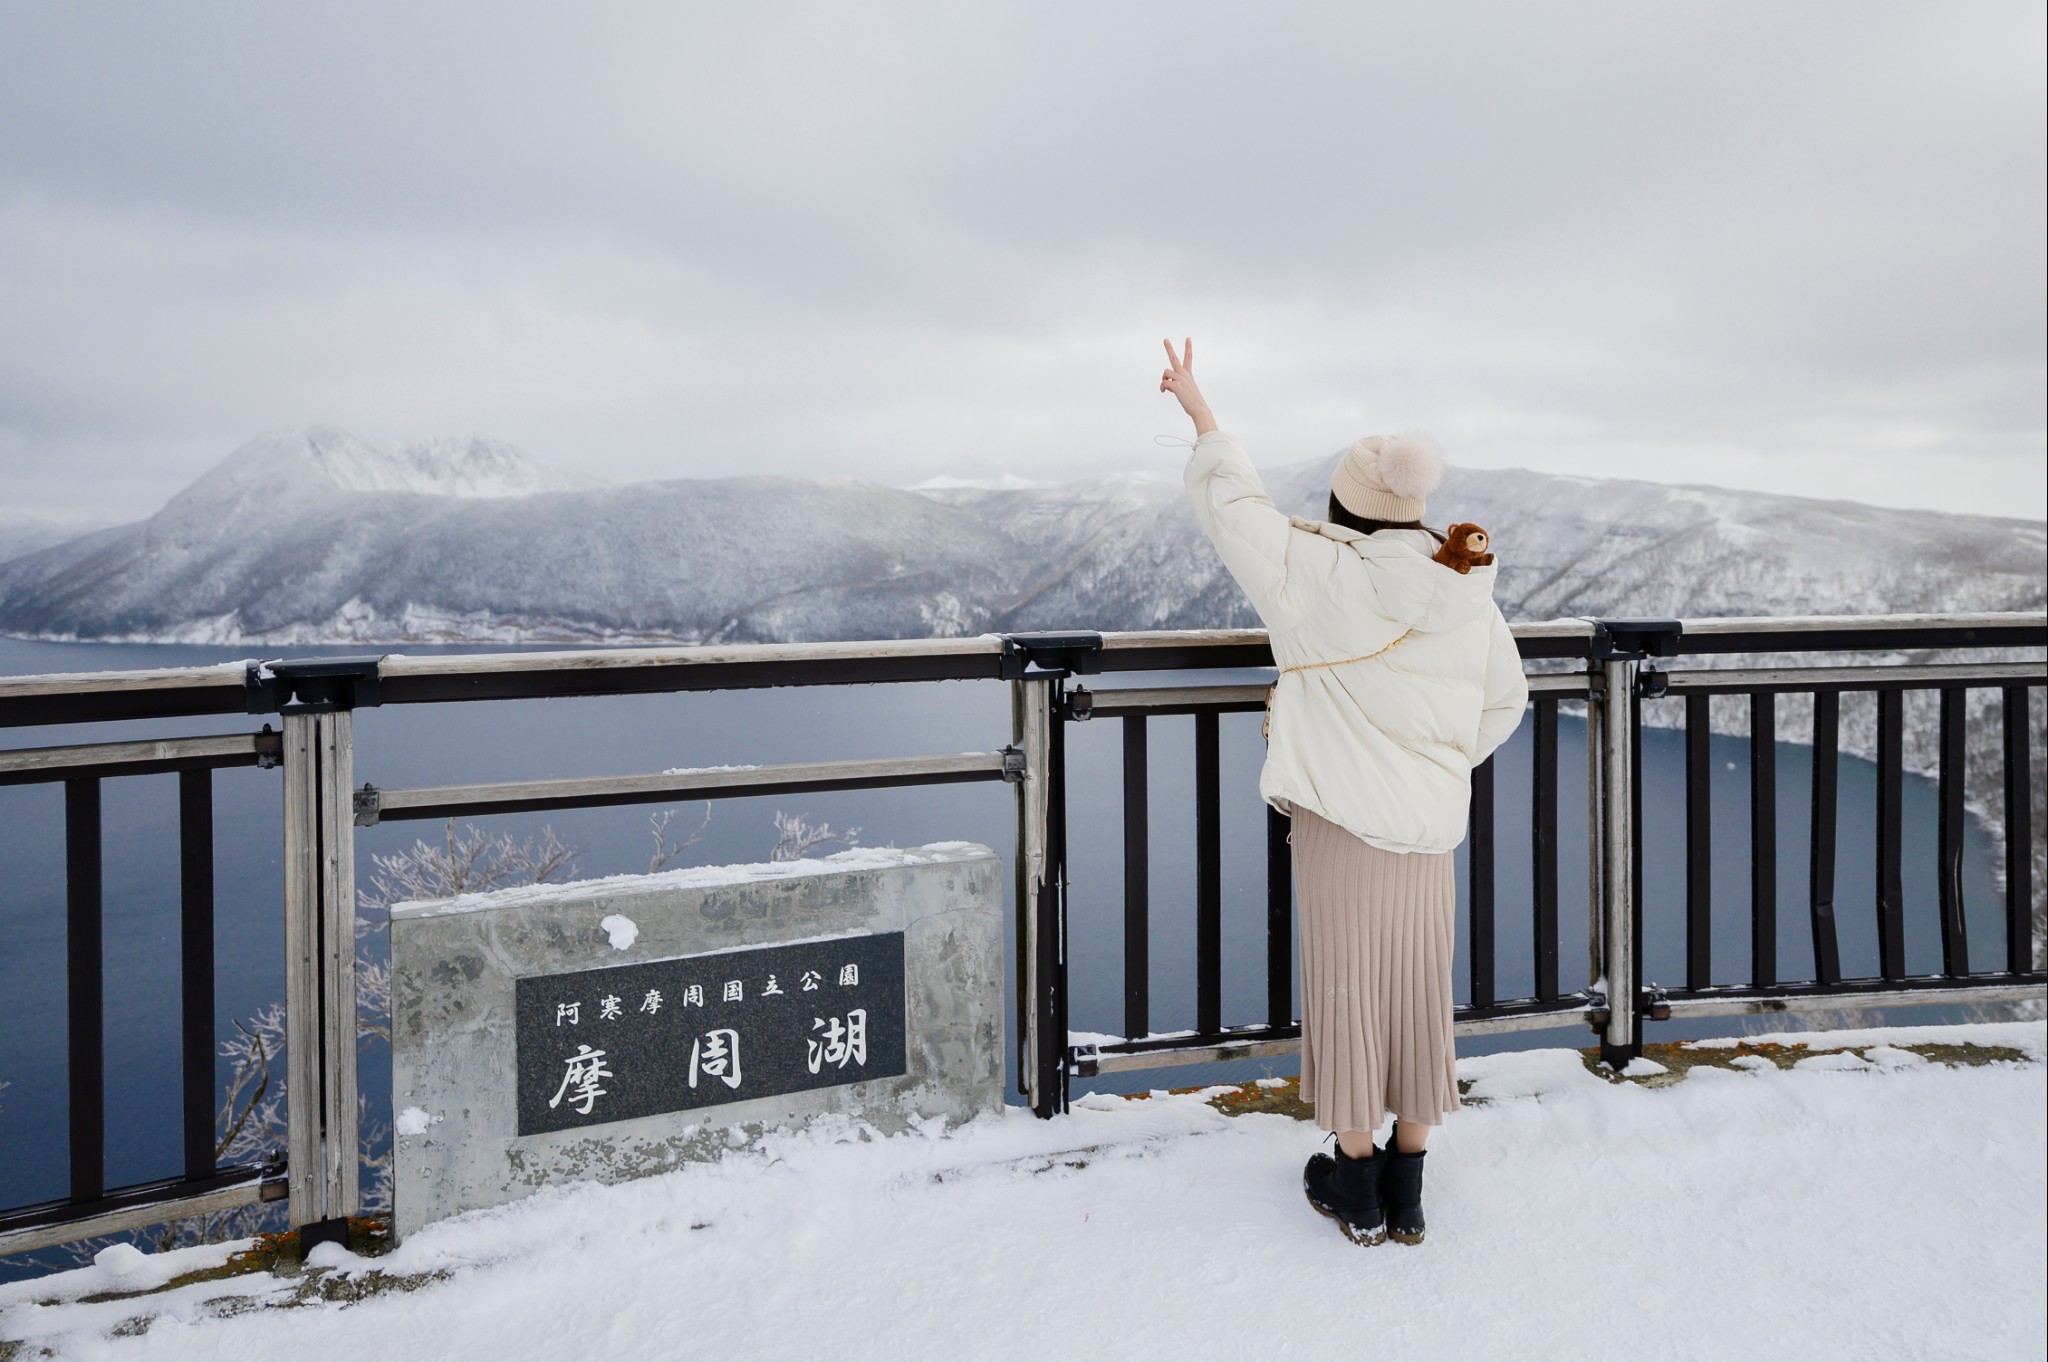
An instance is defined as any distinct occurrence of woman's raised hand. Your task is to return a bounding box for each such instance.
[1160,337,1218,436]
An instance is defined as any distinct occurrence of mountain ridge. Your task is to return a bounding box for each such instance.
[0,427,2040,645]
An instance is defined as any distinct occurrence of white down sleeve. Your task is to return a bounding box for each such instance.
[1182,430,1336,631]
[1473,603,1530,763]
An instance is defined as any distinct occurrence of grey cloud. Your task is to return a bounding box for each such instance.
[0,1,2040,523]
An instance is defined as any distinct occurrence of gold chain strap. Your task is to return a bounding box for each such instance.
[1262,630,1413,741]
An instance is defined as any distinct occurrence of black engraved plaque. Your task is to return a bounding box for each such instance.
[514,931,907,1136]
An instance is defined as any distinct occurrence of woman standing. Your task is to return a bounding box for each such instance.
[1159,338,1528,1247]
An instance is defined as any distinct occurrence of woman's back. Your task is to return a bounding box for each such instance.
[1181,429,1528,854]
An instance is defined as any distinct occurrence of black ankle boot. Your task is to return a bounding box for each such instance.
[1302,1138,1387,1246]
[1382,1127,1427,1245]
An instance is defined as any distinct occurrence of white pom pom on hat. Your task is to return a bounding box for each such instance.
[1376,434,1445,501]
[1331,432,1445,521]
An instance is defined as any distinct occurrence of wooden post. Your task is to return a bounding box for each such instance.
[281,715,319,1226]
[1012,678,1057,1117]
[282,710,360,1247]
[319,711,360,1224]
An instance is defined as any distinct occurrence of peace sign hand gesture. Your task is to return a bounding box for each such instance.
[1159,337,1218,436]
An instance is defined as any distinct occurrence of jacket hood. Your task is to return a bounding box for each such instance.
[1289,515,1498,634]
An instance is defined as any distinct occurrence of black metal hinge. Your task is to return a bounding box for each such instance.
[245,656,386,715]
[259,1149,289,1202]
[998,631,1104,681]
[252,724,284,768]
[1586,619,1683,663]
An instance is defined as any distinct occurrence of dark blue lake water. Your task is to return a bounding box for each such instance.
[0,638,2007,1239]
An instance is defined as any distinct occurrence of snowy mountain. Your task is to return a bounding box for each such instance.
[314,433,605,498]
[0,428,2041,645]
[0,429,1009,644]
[0,516,118,567]
[961,453,2048,634]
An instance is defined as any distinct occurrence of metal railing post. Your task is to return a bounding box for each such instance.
[1001,632,1100,1118]
[65,778,105,1206]
[1586,669,1606,1001]
[1586,620,1681,1068]
[1600,656,1638,1067]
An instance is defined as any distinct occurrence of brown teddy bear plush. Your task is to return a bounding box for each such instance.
[1432,522,1495,574]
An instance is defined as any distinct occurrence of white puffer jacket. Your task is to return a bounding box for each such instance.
[1184,430,1529,855]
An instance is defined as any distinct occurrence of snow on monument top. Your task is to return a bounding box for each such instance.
[388,841,996,920]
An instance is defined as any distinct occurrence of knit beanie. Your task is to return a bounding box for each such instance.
[1330,433,1445,521]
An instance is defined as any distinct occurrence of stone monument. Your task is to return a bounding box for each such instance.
[388,842,1003,1238]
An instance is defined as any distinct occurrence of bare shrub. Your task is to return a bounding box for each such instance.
[649,803,713,873]
[770,810,860,862]
[216,1003,287,1168]
[358,820,578,923]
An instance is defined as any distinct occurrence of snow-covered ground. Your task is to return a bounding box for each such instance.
[5,1022,2042,1362]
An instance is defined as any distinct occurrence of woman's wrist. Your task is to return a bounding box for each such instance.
[1189,406,1218,436]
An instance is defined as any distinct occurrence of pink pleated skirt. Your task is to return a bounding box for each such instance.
[1291,805,1462,1133]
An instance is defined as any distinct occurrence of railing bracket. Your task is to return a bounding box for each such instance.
[999,631,1104,680]
[999,746,1028,783]
[259,1151,289,1201]
[252,723,284,768]
[353,782,382,827]
[1065,687,1095,721]
[245,656,385,715]
[1588,618,1683,662]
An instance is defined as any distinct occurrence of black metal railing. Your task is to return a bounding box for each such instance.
[1642,658,2040,1017]
[1,614,2042,1253]
[1041,660,1604,1097]
[1039,615,2046,1107]
[0,731,289,1249]
[0,636,1073,1255]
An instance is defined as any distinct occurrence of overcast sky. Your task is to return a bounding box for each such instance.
[1,2,2042,524]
